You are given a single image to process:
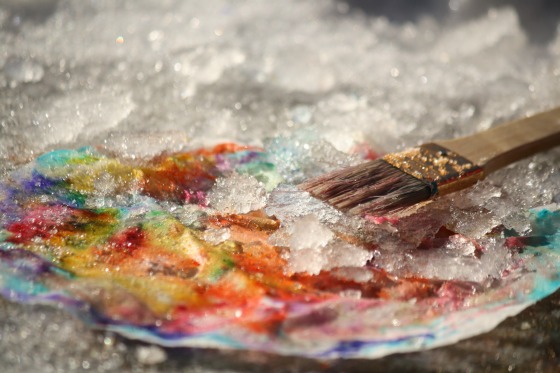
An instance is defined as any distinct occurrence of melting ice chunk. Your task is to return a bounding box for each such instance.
[289,214,334,250]
[265,184,343,225]
[277,214,373,275]
[264,133,357,184]
[207,173,266,214]
[376,235,511,284]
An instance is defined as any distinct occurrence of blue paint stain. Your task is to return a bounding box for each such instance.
[35,147,98,169]
[530,207,560,238]
[313,333,436,358]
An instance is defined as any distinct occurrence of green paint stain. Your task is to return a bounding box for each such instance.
[237,162,283,191]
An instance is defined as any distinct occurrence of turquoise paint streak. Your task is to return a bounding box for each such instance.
[36,147,99,169]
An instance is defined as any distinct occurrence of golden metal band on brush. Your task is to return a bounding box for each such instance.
[382,143,484,196]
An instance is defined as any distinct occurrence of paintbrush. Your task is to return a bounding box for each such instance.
[300,106,560,216]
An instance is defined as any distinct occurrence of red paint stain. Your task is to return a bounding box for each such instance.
[7,205,73,244]
[107,226,145,255]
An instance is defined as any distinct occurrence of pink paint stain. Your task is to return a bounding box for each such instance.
[184,190,208,207]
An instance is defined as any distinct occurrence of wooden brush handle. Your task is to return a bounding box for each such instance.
[434,106,560,174]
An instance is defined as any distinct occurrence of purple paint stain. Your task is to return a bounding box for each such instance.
[22,171,59,194]
[184,190,208,207]
[0,248,58,276]
[237,151,262,164]
[0,186,23,223]
[214,153,232,172]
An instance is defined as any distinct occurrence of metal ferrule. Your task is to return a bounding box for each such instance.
[382,143,485,196]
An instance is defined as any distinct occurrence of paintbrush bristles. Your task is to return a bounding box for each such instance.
[299,159,433,216]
